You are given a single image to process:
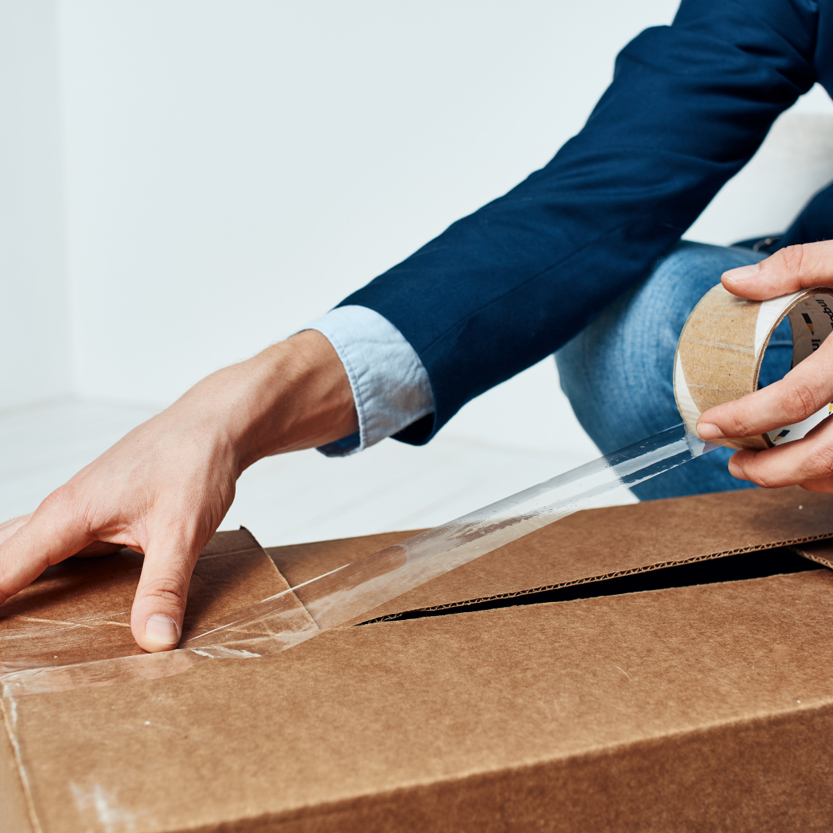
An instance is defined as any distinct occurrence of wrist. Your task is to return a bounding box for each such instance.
[228,330,358,471]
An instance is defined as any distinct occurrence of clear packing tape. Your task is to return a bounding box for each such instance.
[2,284,832,697]
[0,425,713,697]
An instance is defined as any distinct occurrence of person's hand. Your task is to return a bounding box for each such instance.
[0,330,357,651]
[697,241,833,492]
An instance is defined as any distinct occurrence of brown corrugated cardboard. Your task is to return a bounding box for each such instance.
[791,538,833,570]
[3,489,833,832]
[0,718,32,833]
[270,486,833,623]
[0,528,289,677]
[5,569,833,832]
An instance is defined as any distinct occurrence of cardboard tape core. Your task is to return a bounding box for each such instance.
[675,285,833,451]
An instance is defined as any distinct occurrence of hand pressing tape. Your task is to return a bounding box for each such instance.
[675,285,833,451]
[7,284,833,699]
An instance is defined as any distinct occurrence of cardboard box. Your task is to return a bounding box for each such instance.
[3,488,833,832]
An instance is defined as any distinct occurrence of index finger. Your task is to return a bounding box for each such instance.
[0,514,31,547]
[0,500,91,605]
[698,333,833,441]
[722,241,833,301]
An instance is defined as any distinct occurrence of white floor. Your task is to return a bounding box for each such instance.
[0,399,635,549]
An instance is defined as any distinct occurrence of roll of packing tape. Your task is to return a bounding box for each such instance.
[675,285,833,451]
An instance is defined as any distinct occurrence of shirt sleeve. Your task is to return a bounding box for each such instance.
[298,305,435,457]
[336,0,820,447]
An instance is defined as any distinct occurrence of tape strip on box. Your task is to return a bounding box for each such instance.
[5,285,833,697]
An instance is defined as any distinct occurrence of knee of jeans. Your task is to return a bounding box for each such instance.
[644,240,766,300]
[555,335,643,453]
[555,338,598,414]
[556,242,770,452]
[556,341,672,455]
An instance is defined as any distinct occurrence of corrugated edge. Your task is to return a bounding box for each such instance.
[788,544,833,571]
[360,534,833,624]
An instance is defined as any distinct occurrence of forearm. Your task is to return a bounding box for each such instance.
[200,330,359,472]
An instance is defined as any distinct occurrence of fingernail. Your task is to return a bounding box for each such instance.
[728,459,747,480]
[723,263,761,282]
[145,614,180,646]
[697,422,724,440]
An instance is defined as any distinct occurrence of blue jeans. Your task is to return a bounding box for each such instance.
[555,242,792,501]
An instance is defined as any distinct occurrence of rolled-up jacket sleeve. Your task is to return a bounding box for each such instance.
[300,306,435,456]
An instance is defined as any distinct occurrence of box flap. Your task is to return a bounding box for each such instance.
[790,538,833,570]
[268,487,833,624]
[6,567,833,832]
[0,528,294,676]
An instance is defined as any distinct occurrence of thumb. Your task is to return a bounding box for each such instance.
[722,241,833,301]
[130,536,202,653]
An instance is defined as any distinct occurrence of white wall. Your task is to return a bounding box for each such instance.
[7,1,832,457]
[0,0,70,410]
[55,0,680,456]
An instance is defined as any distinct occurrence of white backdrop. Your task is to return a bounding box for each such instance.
[0,1,68,410]
[57,0,675,418]
[3,0,833,455]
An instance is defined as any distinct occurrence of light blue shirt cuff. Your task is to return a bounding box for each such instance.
[296,306,435,457]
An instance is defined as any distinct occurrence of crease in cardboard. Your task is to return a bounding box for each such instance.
[250,693,833,833]
[1,694,42,833]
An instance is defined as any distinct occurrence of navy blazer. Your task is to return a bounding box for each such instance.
[338,0,832,445]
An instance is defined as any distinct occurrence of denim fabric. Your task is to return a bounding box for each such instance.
[556,242,792,500]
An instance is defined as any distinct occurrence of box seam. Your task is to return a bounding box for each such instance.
[361,533,833,624]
